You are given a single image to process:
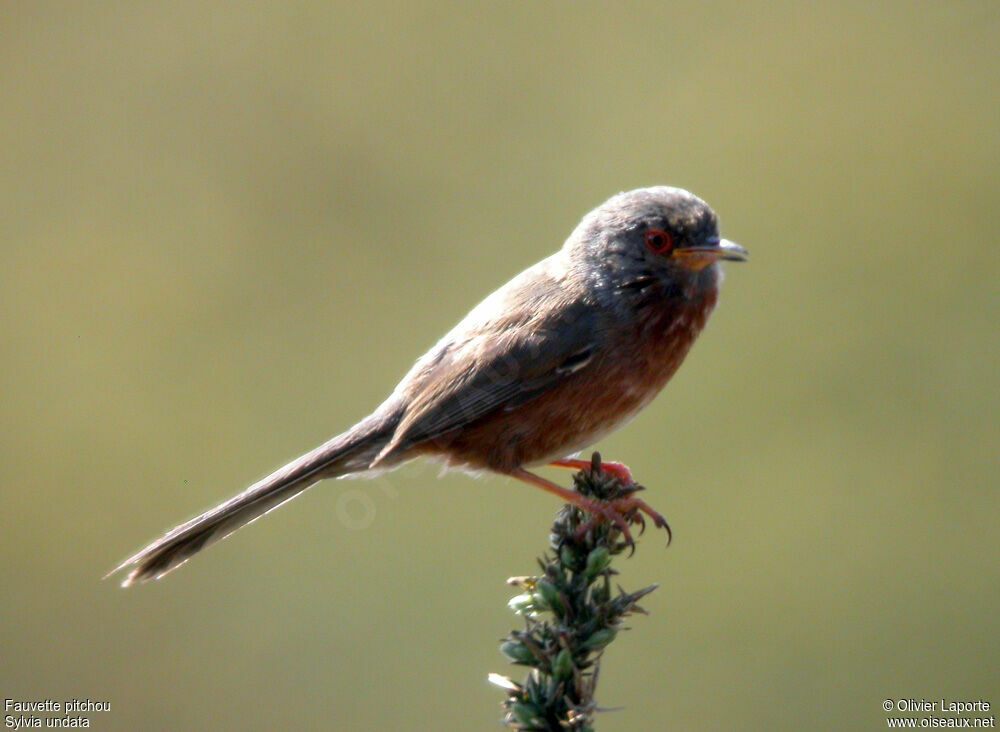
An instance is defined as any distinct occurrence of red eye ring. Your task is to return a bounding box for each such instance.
[644,229,674,255]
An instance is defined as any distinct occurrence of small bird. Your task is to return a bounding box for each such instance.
[113,186,746,586]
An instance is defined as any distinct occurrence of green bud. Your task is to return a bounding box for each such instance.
[552,648,574,681]
[535,580,563,615]
[584,547,611,579]
[583,628,617,651]
[510,702,541,727]
[560,544,577,569]
[591,581,610,604]
[500,640,536,664]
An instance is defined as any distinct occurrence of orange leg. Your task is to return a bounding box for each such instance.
[510,468,635,546]
[549,458,633,484]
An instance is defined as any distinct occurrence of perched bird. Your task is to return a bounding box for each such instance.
[112,186,746,586]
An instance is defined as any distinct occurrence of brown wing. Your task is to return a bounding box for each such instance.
[371,296,598,466]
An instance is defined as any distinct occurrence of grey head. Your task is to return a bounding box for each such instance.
[561,186,747,298]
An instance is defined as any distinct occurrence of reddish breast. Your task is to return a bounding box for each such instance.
[424,286,719,472]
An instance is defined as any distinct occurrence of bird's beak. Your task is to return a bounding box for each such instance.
[673,237,748,269]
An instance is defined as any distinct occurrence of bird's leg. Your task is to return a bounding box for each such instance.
[549,458,634,485]
[509,468,635,547]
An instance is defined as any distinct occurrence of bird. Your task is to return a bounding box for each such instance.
[112,186,747,586]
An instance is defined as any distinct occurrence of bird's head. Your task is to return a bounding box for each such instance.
[565,186,747,295]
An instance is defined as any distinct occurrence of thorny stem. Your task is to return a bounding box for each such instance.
[489,452,663,731]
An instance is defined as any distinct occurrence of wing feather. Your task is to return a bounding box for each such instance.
[372,287,598,465]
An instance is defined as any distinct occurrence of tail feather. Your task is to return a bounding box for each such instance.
[111,414,392,586]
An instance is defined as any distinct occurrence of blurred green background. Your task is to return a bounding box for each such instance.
[2,2,997,730]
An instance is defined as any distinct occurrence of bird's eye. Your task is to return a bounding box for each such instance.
[644,229,674,255]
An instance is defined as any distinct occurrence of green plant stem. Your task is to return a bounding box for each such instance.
[490,452,661,731]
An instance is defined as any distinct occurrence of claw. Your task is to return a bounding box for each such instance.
[573,506,635,548]
[629,497,671,546]
[599,504,635,547]
[634,511,647,536]
[602,495,671,547]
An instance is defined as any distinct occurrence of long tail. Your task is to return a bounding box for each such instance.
[110,413,394,586]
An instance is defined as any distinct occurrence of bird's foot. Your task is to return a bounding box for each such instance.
[573,499,637,548]
[573,494,671,552]
[623,496,672,545]
[514,453,671,553]
[569,453,672,550]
